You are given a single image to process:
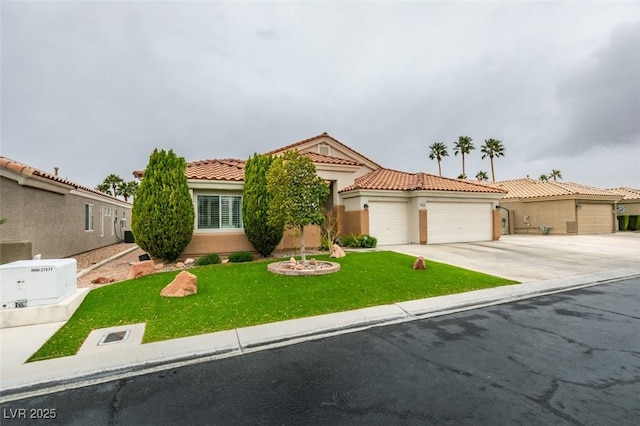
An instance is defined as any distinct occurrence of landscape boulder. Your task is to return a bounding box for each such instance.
[91,276,115,284]
[125,260,156,280]
[160,271,198,298]
[413,256,427,270]
[154,263,165,271]
[184,258,195,267]
[330,244,345,258]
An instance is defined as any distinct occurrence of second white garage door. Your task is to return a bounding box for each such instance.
[427,202,493,244]
[368,201,409,245]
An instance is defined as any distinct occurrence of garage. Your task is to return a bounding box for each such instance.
[578,204,613,234]
[427,202,493,244]
[368,201,409,245]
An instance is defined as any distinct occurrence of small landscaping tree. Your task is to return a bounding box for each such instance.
[267,150,330,262]
[131,149,194,262]
[243,153,284,257]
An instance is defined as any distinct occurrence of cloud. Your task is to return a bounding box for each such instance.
[554,21,640,153]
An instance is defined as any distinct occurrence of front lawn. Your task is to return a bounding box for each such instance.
[30,251,517,361]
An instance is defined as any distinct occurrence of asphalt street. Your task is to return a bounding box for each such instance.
[3,277,639,425]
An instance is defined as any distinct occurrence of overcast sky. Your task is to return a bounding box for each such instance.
[2,1,639,191]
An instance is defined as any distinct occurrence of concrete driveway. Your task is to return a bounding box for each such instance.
[386,233,640,282]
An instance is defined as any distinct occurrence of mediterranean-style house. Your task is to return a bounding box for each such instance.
[0,156,132,263]
[488,178,622,235]
[135,133,506,258]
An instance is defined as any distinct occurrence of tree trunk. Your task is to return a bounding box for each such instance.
[462,154,466,177]
[300,225,306,262]
[438,161,442,177]
[490,156,496,181]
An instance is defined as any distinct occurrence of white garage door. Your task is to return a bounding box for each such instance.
[427,202,493,244]
[578,204,612,234]
[368,201,409,245]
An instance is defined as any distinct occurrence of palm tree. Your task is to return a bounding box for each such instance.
[102,174,124,197]
[453,136,475,179]
[550,169,563,182]
[539,174,549,182]
[475,171,489,181]
[117,180,139,202]
[428,142,449,177]
[480,138,505,182]
[457,173,467,180]
[96,182,113,196]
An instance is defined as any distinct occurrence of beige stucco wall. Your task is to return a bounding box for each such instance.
[619,201,640,216]
[1,176,131,261]
[501,199,576,234]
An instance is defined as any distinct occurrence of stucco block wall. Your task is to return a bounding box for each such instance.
[503,199,576,234]
[1,176,131,259]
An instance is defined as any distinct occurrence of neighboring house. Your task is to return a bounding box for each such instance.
[134,133,505,258]
[610,187,640,217]
[488,178,622,235]
[610,187,640,231]
[0,156,132,263]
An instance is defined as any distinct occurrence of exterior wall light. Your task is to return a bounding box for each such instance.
[364,203,369,209]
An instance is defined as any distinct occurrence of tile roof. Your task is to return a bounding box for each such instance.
[340,168,506,193]
[264,132,382,168]
[489,178,622,199]
[610,187,640,201]
[0,156,128,202]
[186,158,245,181]
[301,152,363,167]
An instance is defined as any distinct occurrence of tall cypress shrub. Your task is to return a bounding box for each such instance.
[131,149,194,262]
[242,153,284,257]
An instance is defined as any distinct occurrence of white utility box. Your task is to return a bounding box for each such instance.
[0,259,77,309]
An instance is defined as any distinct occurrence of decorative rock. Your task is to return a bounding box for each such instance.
[176,262,185,268]
[154,263,165,270]
[160,271,198,297]
[330,244,345,258]
[91,276,115,284]
[289,257,296,264]
[294,263,305,270]
[125,260,156,280]
[184,258,195,266]
[413,256,427,270]
[309,258,318,266]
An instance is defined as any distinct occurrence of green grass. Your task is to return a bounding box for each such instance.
[30,251,517,361]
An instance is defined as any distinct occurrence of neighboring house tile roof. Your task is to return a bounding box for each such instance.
[610,187,640,201]
[340,168,505,193]
[264,132,382,169]
[186,158,245,181]
[489,178,622,199]
[1,156,127,202]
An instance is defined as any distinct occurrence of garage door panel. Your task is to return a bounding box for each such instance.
[369,201,409,245]
[578,204,612,234]
[428,202,492,244]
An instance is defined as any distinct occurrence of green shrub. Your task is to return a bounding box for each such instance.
[628,215,639,231]
[131,149,194,262]
[360,234,378,248]
[228,251,254,263]
[337,233,378,248]
[618,216,629,231]
[243,154,284,257]
[195,254,221,266]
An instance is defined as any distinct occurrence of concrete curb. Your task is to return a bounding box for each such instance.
[1,267,639,402]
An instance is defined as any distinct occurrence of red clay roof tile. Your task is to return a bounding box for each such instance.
[340,168,505,193]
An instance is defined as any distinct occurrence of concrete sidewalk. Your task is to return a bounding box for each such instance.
[1,234,639,402]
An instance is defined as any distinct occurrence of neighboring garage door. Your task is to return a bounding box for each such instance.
[578,204,613,234]
[368,201,409,245]
[427,202,492,244]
